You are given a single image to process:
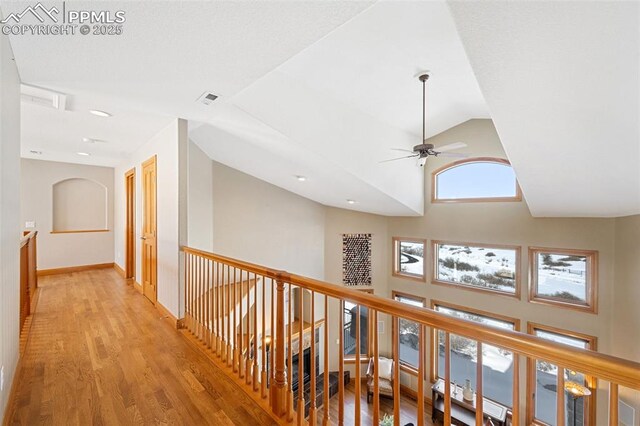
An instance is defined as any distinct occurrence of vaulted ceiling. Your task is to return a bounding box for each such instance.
[5,0,638,217]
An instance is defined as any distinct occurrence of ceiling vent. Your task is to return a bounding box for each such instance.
[196,92,219,106]
[21,84,67,111]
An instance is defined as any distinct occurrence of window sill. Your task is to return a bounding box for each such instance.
[392,271,426,283]
[528,295,596,314]
[431,278,520,300]
[344,357,370,364]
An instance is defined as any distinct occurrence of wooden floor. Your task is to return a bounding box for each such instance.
[317,380,435,426]
[4,269,276,426]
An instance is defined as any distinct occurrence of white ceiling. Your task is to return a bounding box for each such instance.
[448,1,640,217]
[6,0,639,217]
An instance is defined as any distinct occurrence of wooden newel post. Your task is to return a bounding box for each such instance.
[271,274,287,417]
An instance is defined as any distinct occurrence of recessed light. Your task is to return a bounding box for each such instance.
[347,199,356,205]
[29,150,42,155]
[82,137,107,144]
[77,152,91,156]
[295,175,307,182]
[89,110,111,117]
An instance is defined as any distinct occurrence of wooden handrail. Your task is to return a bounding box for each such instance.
[21,230,37,247]
[182,246,640,390]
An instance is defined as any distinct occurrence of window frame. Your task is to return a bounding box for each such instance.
[431,240,522,299]
[391,291,427,374]
[343,288,374,363]
[430,300,520,409]
[526,322,597,426]
[431,157,523,203]
[528,247,598,314]
[392,237,427,282]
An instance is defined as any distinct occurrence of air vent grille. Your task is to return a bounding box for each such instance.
[197,92,219,106]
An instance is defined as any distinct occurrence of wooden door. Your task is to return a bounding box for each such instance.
[125,168,135,280]
[141,156,157,304]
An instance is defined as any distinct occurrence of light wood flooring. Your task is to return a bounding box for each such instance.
[4,269,276,426]
[317,380,435,426]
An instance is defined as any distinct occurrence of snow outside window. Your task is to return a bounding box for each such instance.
[434,304,517,408]
[531,327,595,426]
[393,238,426,280]
[393,293,425,369]
[530,248,597,313]
[433,242,519,296]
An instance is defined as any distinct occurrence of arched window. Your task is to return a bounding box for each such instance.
[52,178,108,232]
[432,157,521,203]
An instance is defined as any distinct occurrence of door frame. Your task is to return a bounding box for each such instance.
[141,155,158,304]
[124,168,135,280]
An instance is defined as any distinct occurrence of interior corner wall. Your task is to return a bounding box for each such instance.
[187,141,213,251]
[613,214,640,420]
[20,159,114,270]
[211,161,325,280]
[0,30,21,421]
[114,118,187,317]
[324,207,390,373]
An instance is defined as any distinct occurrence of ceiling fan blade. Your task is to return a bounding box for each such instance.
[436,152,469,158]
[379,154,419,163]
[391,148,415,153]
[436,142,467,152]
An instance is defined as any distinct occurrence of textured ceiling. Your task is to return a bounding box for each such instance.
[7,0,636,216]
[448,1,640,217]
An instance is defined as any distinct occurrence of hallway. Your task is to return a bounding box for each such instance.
[4,269,276,426]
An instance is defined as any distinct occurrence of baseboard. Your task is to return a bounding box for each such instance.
[37,262,114,276]
[400,383,433,407]
[113,263,125,278]
[2,358,23,426]
[156,301,179,329]
[133,280,143,293]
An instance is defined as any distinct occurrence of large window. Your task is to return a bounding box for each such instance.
[527,323,596,426]
[343,289,372,360]
[432,241,520,297]
[392,237,426,281]
[432,158,521,203]
[392,292,426,371]
[529,247,598,313]
[432,301,519,408]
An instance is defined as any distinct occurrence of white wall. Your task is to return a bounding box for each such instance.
[114,119,188,317]
[187,141,213,251]
[0,29,21,421]
[212,161,325,280]
[20,159,114,270]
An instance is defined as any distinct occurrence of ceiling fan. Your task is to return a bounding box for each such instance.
[380,73,468,167]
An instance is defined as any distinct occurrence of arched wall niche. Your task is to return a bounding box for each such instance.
[52,177,108,232]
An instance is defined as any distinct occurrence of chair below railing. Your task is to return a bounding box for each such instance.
[20,231,38,340]
[181,246,640,426]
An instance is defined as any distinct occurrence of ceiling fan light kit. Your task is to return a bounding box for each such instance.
[380,72,468,166]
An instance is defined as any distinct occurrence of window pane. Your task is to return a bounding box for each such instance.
[435,306,515,407]
[395,295,424,368]
[343,302,368,356]
[536,253,588,303]
[436,161,517,200]
[398,241,424,277]
[436,243,517,294]
[534,329,590,426]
